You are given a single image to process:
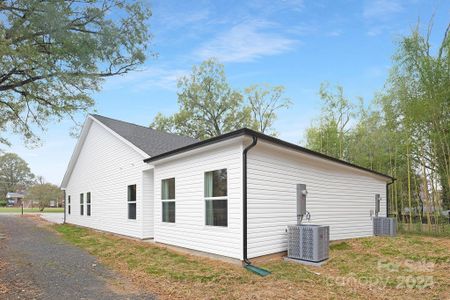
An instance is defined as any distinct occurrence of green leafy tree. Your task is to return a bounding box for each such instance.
[25,182,62,211]
[381,22,450,210]
[0,152,35,197]
[306,83,354,159]
[151,59,290,139]
[244,84,292,136]
[0,0,152,145]
[305,22,450,229]
[151,59,253,140]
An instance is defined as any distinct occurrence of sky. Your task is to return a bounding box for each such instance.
[3,0,450,185]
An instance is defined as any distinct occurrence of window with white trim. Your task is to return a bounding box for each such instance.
[204,169,227,227]
[86,192,91,216]
[128,185,136,219]
[161,178,175,223]
[68,195,71,215]
[80,193,84,216]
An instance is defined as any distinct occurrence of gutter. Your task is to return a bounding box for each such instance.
[144,128,393,182]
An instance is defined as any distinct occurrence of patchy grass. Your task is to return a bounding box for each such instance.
[54,224,450,300]
[0,207,63,213]
[330,241,352,250]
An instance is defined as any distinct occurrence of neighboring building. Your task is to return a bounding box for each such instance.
[6,192,39,208]
[6,192,25,207]
[61,115,393,261]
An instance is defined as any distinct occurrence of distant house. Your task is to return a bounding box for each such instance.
[61,114,393,261]
[6,192,25,207]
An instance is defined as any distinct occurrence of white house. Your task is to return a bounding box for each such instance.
[61,114,394,261]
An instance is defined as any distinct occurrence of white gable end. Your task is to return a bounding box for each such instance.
[63,119,153,238]
[61,116,149,188]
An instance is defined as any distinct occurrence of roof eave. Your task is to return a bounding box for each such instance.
[144,128,249,163]
[144,128,394,181]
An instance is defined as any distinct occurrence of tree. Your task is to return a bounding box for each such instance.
[151,59,254,140]
[305,22,450,231]
[306,83,354,159]
[151,59,291,139]
[25,182,62,211]
[0,0,152,145]
[0,153,35,197]
[382,22,450,210]
[244,84,292,136]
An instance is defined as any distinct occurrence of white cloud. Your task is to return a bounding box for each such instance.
[363,0,405,36]
[156,8,210,31]
[103,66,189,92]
[327,29,343,37]
[363,0,403,20]
[287,24,319,36]
[277,0,305,12]
[196,20,298,63]
[246,0,304,14]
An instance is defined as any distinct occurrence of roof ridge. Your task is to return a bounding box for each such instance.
[90,114,197,141]
[90,113,157,131]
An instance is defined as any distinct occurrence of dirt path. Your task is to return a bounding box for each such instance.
[0,215,155,300]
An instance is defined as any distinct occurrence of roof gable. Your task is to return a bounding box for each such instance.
[61,115,198,188]
[91,114,198,157]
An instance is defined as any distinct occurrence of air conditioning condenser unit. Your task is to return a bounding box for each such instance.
[287,224,329,262]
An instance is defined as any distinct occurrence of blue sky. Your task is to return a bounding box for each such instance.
[4,0,450,184]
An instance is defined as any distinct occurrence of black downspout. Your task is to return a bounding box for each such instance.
[243,135,258,265]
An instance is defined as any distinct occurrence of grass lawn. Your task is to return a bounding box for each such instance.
[54,224,450,299]
[0,207,64,213]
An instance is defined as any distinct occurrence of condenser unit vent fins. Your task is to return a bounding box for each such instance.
[373,217,397,236]
[287,225,329,262]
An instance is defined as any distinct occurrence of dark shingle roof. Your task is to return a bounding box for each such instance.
[91,114,198,157]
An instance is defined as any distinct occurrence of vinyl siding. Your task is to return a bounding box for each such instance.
[142,169,154,238]
[153,142,243,259]
[65,121,150,239]
[247,141,387,258]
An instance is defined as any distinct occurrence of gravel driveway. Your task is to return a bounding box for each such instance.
[0,215,155,300]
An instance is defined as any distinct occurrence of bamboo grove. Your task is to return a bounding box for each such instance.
[305,24,450,232]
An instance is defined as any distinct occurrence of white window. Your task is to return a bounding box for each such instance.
[86,192,91,216]
[68,195,71,215]
[204,169,227,227]
[80,193,84,216]
[128,185,136,219]
[161,178,175,223]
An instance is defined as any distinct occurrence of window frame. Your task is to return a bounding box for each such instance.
[68,195,71,215]
[161,178,176,223]
[204,168,228,227]
[86,192,91,216]
[127,184,137,220]
[80,193,84,216]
